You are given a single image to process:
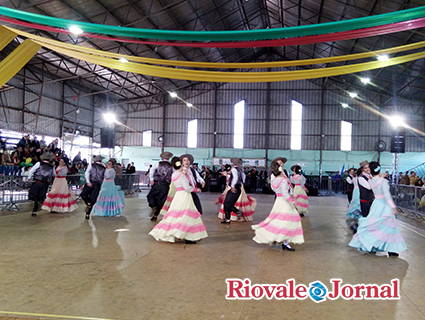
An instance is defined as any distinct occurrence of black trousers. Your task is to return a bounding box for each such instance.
[347,189,353,203]
[223,186,241,220]
[28,181,49,212]
[147,181,170,211]
[360,200,372,217]
[191,192,203,215]
[80,182,102,207]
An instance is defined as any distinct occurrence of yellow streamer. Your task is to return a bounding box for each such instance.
[0,39,41,87]
[0,27,17,52]
[3,24,425,69]
[33,40,425,82]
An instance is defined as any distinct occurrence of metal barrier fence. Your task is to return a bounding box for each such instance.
[389,184,425,220]
[1,173,142,211]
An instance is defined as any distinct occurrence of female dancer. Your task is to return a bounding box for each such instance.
[252,160,304,251]
[349,162,407,257]
[149,159,208,244]
[216,164,256,222]
[290,165,309,217]
[92,160,125,217]
[346,168,362,219]
[42,158,78,213]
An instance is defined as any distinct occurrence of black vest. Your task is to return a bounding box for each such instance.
[34,162,54,183]
[154,161,173,184]
[228,167,243,188]
[359,174,374,203]
[90,162,105,184]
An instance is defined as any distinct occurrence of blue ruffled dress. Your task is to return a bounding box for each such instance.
[92,168,125,217]
[349,177,407,254]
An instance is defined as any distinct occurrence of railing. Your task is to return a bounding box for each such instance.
[389,183,425,220]
[0,173,142,211]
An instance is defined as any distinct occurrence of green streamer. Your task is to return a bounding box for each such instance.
[0,5,425,41]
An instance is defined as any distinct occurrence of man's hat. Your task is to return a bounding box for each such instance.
[230,157,243,166]
[273,157,288,164]
[359,160,369,168]
[160,151,173,160]
[180,154,194,165]
[92,155,105,162]
[40,153,54,161]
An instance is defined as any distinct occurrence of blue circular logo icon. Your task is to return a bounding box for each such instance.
[309,281,327,302]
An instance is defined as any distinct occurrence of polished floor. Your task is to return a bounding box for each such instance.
[1,190,425,320]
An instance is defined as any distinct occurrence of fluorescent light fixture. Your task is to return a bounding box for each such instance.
[349,92,358,98]
[360,77,370,84]
[186,103,193,107]
[103,113,116,123]
[169,92,178,98]
[119,58,128,63]
[388,115,406,128]
[342,103,349,108]
[69,25,83,34]
[377,55,389,61]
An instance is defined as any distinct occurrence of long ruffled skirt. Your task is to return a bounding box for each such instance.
[349,199,407,253]
[217,185,256,221]
[41,177,77,213]
[149,190,208,242]
[92,181,125,217]
[346,187,361,219]
[252,197,304,245]
[292,185,309,214]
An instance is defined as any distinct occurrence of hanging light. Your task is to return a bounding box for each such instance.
[119,58,128,63]
[349,92,358,98]
[377,55,389,61]
[103,113,116,123]
[69,25,83,35]
[169,92,178,98]
[360,77,370,84]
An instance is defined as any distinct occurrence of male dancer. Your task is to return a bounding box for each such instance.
[80,155,105,219]
[221,158,244,224]
[147,151,174,221]
[358,160,374,217]
[28,153,54,216]
[181,154,204,215]
[346,168,356,204]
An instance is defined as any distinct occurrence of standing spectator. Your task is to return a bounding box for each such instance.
[249,166,259,193]
[0,136,7,151]
[128,162,136,174]
[409,171,419,186]
[400,171,410,185]
[258,168,267,192]
[17,134,30,148]
[73,151,82,164]
[3,150,12,175]
[30,136,40,151]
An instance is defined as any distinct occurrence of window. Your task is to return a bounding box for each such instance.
[234,100,245,149]
[291,100,302,150]
[341,121,352,151]
[142,130,152,147]
[187,119,198,148]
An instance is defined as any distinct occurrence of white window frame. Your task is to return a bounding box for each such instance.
[291,100,302,150]
[341,120,352,151]
[187,119,198,148]
[234,100,245,149]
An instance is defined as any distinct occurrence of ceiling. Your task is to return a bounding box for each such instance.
[1,0,425,112]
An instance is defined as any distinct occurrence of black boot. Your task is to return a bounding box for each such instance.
[282,243,295,251]
[185,240,196,244]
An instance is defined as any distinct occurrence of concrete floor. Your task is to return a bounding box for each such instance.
[1,191,425,320]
